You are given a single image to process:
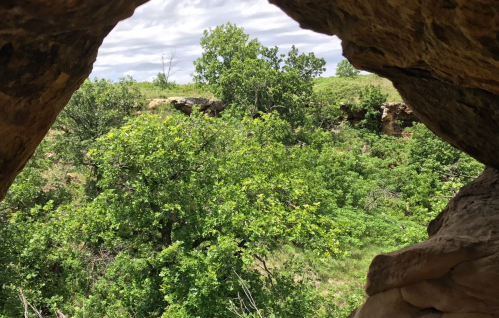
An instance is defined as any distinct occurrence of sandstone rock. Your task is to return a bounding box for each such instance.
[2,2,499,317]
[341,102,419,137]
[148,99,165,110]
[165,97,226,116]
[0,0,148,200]
[339,103,366,126]
[357,168,499,317]
[270,0,499,168]
[351,288,441,318]
[381,102,420,137]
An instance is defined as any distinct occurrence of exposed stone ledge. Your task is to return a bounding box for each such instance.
[351,168,499,318]
[148,97,226,116]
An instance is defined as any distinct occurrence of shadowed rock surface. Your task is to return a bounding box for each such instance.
[270,0,499,169]
[381,103,420,138]
[268,0,499,316]
[0,0,148,201]
[148,97,226,116]
[352,168,499,317]
[341,102,420,137]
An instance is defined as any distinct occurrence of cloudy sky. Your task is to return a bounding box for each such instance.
[90,0,344,84]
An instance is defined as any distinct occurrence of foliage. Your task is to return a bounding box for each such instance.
[335,59,360,78]
[54,77,145,164]
[314,74,402,103]
[194,23,326,126]
[341,85,388,133]
[0,23,485,318]
[153,50,184,90]
[153,72,175,90]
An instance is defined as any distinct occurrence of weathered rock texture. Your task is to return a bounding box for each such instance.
[0,0,148,200]
[339,103,366,126]
[267,0,499,316]
[381,102,420,137]
[352,167,499,317]
[341,102,420,137]
[148,97,226,116]
[270,0,499,169]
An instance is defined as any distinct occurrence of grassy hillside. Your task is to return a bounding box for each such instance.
[137,82,214,99]
[139,74,402,102]
[314,74,402,102]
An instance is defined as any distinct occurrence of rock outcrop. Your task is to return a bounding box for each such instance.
[0,0,148,200]
[339,103,367,126]
[266,0,499,316]
[270,0,499,169]
[148,97,226,116]
[340,102,419,137]
[381,102,420,138]
[352,167,499,317]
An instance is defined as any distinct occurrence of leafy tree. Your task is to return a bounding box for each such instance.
[335,59,360,78]
[0,24,487,318]
[194,23,326,125]
[193,22,262,86]
[341,85,388,133]
[54,76,144,164]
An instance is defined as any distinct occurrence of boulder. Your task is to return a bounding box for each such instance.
[270,0,499,168]
[381,102,420,138]
[350,168,499,317]
[164,97,226,116]
[3,2,499,316]
[341,102,419,136]
[339,103,366,126]
[0,0,148,200]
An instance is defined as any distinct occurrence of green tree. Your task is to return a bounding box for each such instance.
[335,59,360,78]
[193,22,262,86]
[54,76,145,164]
[194,23,326,125]
[341,85,388,133]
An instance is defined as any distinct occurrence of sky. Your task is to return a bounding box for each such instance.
[90,0,344,84]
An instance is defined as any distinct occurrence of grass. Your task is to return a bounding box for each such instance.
[137,74,402,102]
[314,74,402,103]
[264,244,392,315]
[137,82,214,99]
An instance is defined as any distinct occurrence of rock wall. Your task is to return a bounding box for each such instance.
[0,0,148,201]
[341,102,420,137]
[270,0,499,169]
[267,0,499,316]
[353,167,499,317]
[2,1,499,316]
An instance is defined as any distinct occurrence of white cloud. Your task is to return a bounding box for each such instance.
[90,0,344,83]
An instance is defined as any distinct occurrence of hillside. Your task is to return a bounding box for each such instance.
[138,74,402,102]
[314,74,402,103]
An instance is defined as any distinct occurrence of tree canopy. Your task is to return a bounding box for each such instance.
[335,59,360,78]
[194,23,326,125]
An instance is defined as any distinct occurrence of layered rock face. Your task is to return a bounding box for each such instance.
[2,1,499,316]
[267,0,499,316]
[341,102,420,137]
[0,0,148,201]
[270,0,499,169]
[352,168,499,317]
[148,97,226,116]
